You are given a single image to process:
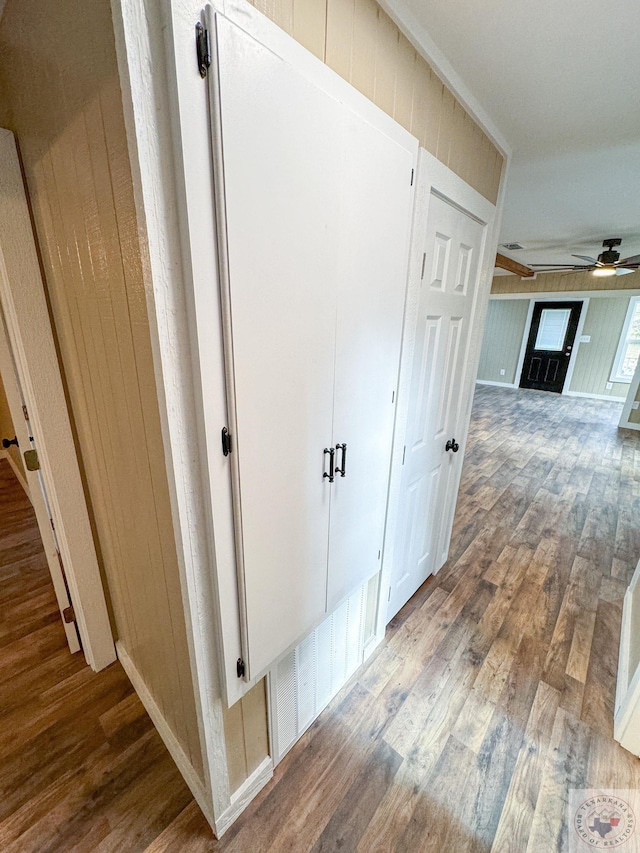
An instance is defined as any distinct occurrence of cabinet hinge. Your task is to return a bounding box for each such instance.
[63,605,76,624]
[236,657,246,678]
[222,426,232,456]
[22,405,29,421]
[24,449,40,471]
[410,168,414,186]
[195,22,211,78]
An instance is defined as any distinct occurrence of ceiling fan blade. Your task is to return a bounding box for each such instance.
[619,255,640,265]
[572,254,598,263]
[616,267,635,276]
[528,263,592,269]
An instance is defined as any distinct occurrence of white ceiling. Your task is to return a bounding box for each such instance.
[394,0,640,271]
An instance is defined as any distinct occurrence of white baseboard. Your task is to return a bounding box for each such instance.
[214,756,273,837]
[116,641,216,828]
[563,390,627,403]
[475,379,517,388]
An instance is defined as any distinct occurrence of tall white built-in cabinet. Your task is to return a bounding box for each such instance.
[210,14,417,679]
[118,0,501,832]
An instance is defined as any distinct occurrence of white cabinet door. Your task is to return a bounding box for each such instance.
[218,18,340,676]
[388,190,486,618]
[327,110,415,610]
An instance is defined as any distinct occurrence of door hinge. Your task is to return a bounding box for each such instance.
[195,22,211,79]
[410,168,414,186]
[22,404,29,421]
[62,605,76,624]
[221,426,232,457]
[388,586,391,602]
[402,445,406,465]
[421,252,427,280]
[24,449,40,471]
[236,657,246,678]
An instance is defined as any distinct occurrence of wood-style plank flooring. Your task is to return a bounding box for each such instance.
[0,459,194,852]
[215,386,640,852]
[2,386,640,851]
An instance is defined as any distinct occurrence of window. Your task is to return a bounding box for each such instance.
[611,297,640,383]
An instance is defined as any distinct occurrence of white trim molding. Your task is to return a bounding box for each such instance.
[214,757,273,837]
[0,128,115,671]
[491,288,640,301]
[476,379,518,389]
[610,296,640,384]
[564,390,627,403]
[619,356,640,431]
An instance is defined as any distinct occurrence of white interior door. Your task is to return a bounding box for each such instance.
[388,189,486,619]
[327,111,415,610]
[0,310,80,653]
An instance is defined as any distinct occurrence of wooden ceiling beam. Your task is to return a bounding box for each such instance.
[495,252,535,278]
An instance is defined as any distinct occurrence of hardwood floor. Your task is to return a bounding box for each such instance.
[2,386,640,851]
[216,386,640,852]
[0,459,194,852]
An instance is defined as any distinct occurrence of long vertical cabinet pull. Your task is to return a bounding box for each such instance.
[323,447,335,482]
[335,443,347,477]
[203,8,251,681]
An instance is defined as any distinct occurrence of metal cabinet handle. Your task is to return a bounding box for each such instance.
[323,447,335,482]
[335,443,347,477]
[2,436,18,449]
[445,438,459,453]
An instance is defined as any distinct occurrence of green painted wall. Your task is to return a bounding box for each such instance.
[568,298,630,399]
[477,299,529,384]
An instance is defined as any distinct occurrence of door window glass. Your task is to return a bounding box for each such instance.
[535,308,571,351]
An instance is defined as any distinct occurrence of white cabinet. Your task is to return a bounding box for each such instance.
[211,13,417,678]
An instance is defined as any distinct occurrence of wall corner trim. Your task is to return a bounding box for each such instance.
[214,756,274,838]
[116,641,216,829]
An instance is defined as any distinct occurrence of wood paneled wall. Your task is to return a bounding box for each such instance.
[223,680,270,792]
[247,0,504,204]
[477,300,529,384]
[569,298,630,399]
[492,269,640,295]
[0,0,206,781]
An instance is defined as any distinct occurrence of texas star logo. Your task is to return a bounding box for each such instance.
[573,795,636,848]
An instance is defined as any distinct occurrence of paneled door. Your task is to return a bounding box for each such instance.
[519,301,582,392]
[388,190,486,619]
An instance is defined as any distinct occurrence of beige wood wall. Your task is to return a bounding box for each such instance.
[248,0,504,204]
[0,0,207,781]
[492,269,640,295]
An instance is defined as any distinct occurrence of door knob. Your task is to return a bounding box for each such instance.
[445,438,459,453]
[2,436,18,449]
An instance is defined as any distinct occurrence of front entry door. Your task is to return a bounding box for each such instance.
[519,301,582,393]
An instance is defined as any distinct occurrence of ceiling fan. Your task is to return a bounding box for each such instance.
[528,238,640,277]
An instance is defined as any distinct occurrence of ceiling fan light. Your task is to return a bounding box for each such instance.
[592,266,616,277]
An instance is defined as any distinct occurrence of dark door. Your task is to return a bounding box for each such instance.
[519,301,582,393]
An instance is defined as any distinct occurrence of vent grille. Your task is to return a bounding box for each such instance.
[501,242,524,251]
[270,581,369,764]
